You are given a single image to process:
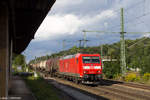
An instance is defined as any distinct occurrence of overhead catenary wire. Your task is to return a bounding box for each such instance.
[108,0,149,31]
[125,19,146,29]
[93,0,146,31]
[124,0,144,15]
[127,37,148,49]
[124,11,150,26]
[123,0,150,29]
[62,39,80,50]
[109,0,145,28]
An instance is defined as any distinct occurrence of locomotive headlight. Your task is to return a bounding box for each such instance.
[94,66,101,69]
[84,71,88,74]
[83,66,90,69]
[97,70,100,72]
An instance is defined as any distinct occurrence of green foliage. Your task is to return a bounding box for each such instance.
[143,73,150,81]
[12,54,27,72]
[139,56,150,74]
[125,73,140,82]
[126,38,150,74]
[23,76,60,100]
[69,46,80,54]
[103,61,121,79]
[13,54,26,66]
[113,73,122,80]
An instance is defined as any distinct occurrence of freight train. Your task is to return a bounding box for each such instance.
[30,53,103,84]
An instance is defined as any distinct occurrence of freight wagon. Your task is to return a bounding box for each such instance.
[45,58,59,76]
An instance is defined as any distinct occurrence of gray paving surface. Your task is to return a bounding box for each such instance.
[8,76,36,100]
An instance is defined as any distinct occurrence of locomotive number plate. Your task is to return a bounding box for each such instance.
[89,71,95,73]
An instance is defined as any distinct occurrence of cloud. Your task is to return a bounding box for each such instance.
[50,0,109,15]
[86,10,117,24]
[143,34,150,37]
[55,0,84,6]
[34,14,83,41]
[34,9,117,41]
[26,0,149,62]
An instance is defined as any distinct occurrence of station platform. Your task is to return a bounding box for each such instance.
[8,76,36,100]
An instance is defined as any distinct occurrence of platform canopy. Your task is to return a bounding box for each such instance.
[7,0,55,53]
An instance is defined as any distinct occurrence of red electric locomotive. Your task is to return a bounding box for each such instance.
[59,53,102,84]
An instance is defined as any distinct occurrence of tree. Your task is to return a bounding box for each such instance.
[13,54,26,67]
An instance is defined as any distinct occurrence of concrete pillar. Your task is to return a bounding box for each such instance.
[0,3,9,98]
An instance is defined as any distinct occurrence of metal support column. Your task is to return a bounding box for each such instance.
[120,8,126,76]
[83,31,87,48]
[0,3,9,98]
[101,45,104,67]
[62,40,66,50]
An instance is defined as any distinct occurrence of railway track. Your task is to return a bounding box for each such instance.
[42,75,150,100]
[96,85,150,100]
[38,72,150,100]
[101,79,150,91]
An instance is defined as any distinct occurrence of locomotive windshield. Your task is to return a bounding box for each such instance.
[82,56,100,63]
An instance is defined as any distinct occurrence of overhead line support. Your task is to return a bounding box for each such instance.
[120,8,126,76]
[83,31,87,48]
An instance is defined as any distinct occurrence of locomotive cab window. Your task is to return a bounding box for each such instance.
[82,57,91,63]
[91,57,100,63]
[82,56,100,63]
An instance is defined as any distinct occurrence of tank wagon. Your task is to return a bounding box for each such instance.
[45,58,59,76]
[31,53,102,84]
[39,60,47,71]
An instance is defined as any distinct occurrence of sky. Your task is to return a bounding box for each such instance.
[24,0,150,62]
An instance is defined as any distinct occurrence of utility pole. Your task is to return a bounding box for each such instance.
[101,45,104,67]
[23,52,28,72]
[83,31,87,48]
[25,56,28,72]
[46,54,49,60]
[82,30,90,48]
[120,8,126,76]
[34,56,37,77]
[78,39,83,53]
[78,40,82,48]
[62,40,66,50]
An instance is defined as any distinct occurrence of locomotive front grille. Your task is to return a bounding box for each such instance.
[83,74,102,82]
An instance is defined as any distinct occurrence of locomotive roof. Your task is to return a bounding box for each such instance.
[60,53,100,60]
[60,54,76,59]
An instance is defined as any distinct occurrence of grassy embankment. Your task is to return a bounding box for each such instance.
[23,76,60,100]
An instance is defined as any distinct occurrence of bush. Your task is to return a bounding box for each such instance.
[143,73,150,81]
[125,73,140,82]
[103,61,121,79]
[113,74,122,80]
